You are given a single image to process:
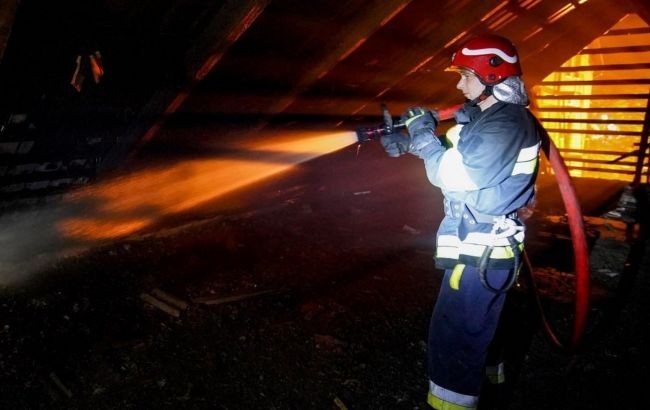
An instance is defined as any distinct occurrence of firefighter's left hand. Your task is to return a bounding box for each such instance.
[380,132,410,157]
[401,107,439,152]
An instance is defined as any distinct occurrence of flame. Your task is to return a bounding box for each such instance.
[533,13,649,181]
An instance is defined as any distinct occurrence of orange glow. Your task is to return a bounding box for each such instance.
[59,218,152,241]
[57,131,359,241]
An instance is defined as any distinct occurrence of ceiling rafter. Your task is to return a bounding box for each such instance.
[2,0,646,191]
[0,0,20,64]
[411,0,571,108]
[625,0,650,26]
[520,0,632,86]
[308,0,507,119]
[259,0,414,123]
[102,0,271,171]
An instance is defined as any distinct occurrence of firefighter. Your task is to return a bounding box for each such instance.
[380,35,542,409]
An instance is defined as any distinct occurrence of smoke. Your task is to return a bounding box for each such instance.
[0,204,91,288]
[0,130,359,288]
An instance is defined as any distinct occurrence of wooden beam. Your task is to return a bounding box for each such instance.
[536,93,649,99]
[259,0,414,120]
[634,92,650,184]
[624,0,650,27]
[565,166,638,175]
[536,107,646,113]
[540,79,650,86]
[554,63,650,72]
[184,0,270,82]
[558,148,633,155]
[520,0,631,86]
[0,0,19,63]
[545,128,641,136]
[562,157,639,166]
[379,0,510,109]
[539,118,644,125]
[580,45,650,54]
[101,0,270,171]
[604,27,650,35]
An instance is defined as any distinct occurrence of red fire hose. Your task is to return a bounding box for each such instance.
[436,104,463,123]
[437,104,590,351]
[531,129,590,351]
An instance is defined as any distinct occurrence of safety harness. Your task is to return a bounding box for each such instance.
[477,215,524,294]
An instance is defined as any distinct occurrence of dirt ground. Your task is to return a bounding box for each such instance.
[1,143,647,409]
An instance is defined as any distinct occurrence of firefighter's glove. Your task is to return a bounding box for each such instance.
[401,107,440,153]
[380,132,410,157]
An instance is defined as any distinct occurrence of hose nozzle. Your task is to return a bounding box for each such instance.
[354,102,463,143]
[355,123,401,143]
[355,103,405,143]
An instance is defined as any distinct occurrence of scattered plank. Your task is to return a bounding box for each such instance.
[334,396,349,410]
[192,289,280,306]
[49,372,72,398]
[402,224,421,235]
[140,293,180,317]
[152,288,189,310]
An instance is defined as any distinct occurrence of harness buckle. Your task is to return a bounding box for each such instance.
[490,215,524,240]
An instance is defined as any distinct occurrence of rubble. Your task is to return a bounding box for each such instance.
[0,160,643,409]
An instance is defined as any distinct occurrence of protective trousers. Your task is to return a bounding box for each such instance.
[427,265,510,410]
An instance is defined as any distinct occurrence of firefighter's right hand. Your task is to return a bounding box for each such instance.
[380,132,410,157]
[401,107,439,153]
[401,107,439,136]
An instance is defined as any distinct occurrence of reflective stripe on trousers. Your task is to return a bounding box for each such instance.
[428,381,478,410]
[427,265,510,409]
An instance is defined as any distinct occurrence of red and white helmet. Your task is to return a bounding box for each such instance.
[447,35,522,85]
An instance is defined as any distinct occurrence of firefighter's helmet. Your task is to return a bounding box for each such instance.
[447,35,522,85]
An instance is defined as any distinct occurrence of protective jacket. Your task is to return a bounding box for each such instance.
[413,100,542,410]
[417,101,541,271]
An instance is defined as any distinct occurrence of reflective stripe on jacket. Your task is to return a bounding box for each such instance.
[434,201,525,270]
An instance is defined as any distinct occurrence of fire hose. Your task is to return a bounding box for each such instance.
[356,104,590,351]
